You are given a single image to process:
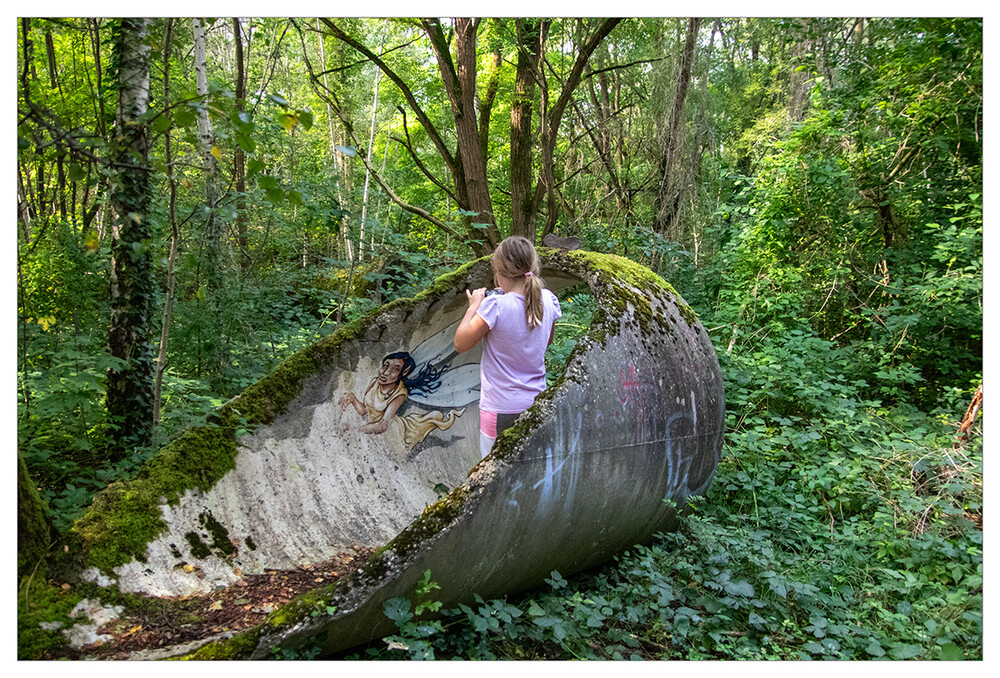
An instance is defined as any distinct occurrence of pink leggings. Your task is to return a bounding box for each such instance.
[479,410,521,458]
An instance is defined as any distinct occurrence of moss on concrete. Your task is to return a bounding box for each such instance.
[177,626,262,660]
[17,567,77,659]
[184,532,212,560]
[71,419,239,573]
[199,512,237,557]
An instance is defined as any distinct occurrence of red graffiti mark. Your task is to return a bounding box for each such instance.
[617,363,656,443]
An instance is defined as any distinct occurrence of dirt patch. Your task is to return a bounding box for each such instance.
[51,545,375,660]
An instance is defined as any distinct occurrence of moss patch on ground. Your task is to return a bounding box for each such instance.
[17,569,78,659]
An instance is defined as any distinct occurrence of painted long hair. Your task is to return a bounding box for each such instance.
[492,235,545,329]
[383,351,448,398]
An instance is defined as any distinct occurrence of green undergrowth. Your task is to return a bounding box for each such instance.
[545,286,595,388]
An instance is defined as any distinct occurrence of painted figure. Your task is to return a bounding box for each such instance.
[338,351,469,449]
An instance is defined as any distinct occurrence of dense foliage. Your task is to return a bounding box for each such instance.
[17,16,981,660]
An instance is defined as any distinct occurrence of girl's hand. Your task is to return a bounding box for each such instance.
[467,287,487,306]
[455,289,491,353]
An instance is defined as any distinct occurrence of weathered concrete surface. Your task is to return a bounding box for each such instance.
[70,249,724,659]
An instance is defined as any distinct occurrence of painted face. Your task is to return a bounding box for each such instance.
[378,358,405,386]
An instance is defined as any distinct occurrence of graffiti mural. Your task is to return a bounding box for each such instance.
[338,324,480,451]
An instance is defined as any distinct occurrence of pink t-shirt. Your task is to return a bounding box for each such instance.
[476,288,561,414]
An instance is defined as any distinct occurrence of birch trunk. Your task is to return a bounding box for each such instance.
[358,28,386,263]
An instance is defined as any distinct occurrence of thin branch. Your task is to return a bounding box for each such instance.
[584,55,669,79]
[391,106,457,201]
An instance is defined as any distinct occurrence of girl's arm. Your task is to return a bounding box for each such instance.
[454,288,490,353]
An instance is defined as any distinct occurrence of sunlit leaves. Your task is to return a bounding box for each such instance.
[277,111,298,132]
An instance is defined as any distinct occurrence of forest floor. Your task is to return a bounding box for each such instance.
[47,545,375,660]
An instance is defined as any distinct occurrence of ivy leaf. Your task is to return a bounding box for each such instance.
[865,640,885,657]
[725,580,754,597]
[234,132,256,154]
[938,643,964,660]
[210,145,222,161]
[299,110,314,130]
[382,597,412,625]
[335,145,356,157]
[247,159,265,177]
[267,93,289,108]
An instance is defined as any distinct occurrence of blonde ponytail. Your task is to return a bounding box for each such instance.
[492,235,545,329]
[523,271,543,328]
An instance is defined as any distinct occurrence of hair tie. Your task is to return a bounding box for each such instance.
[524,271,534,277]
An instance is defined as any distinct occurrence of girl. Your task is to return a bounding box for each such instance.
[454,236,561,458]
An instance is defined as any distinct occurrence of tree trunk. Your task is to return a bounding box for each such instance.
[359,27,387,263]
[153,19,180,430]
[233,18,250,266]
[18,451,53,579]
[655,17,700,239]
[426,18,499,250]
[535,18,621,237]
[787,19,814,124]
[510,18,545,240]
[193,18,225,385]
[106,17,155,462]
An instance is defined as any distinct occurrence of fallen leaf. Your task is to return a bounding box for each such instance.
[209,600,223,611]
[61,584,71,589]
[183,565,195,573]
